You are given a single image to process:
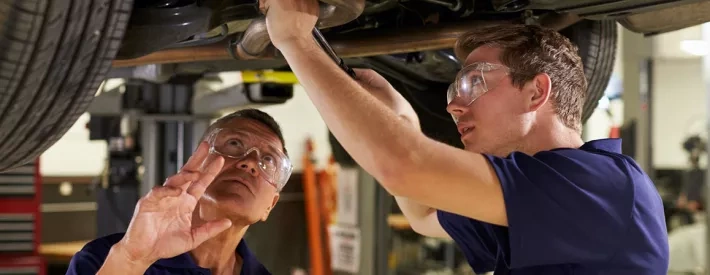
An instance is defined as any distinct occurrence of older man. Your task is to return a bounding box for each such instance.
[66,109,291,275]
[263,0,669,274]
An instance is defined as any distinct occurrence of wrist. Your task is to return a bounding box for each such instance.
[274,36,319,56]
[100,241,153,274]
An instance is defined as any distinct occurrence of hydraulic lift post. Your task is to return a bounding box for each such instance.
[701,22,710,275]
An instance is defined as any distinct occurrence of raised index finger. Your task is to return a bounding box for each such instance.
[187,155,224,198]
[182,141,210,172]
[163,142,211,189]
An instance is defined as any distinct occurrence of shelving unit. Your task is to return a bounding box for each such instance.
[0,159,45,274]
[386,212,461,274]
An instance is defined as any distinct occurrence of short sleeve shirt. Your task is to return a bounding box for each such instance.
[437,138,669,274]
[66,232,271,275]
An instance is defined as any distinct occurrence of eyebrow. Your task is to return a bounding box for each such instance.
[227,130,283,155]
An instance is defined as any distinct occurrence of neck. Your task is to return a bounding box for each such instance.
[189,205,249,275]
[515,118,584,156]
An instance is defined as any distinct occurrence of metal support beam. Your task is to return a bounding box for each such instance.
[140,120,158,197]
[105,64,176,83]
[375,183,392,275]
[621,27,654,173]
[357,168,376,275]
[192,83,294,116]
[701,21,710,275]
[192,119,210,149]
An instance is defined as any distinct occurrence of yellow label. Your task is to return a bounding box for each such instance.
[241,70,299,85]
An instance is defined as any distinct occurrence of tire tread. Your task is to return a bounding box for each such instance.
[578,20,617,123]
[0,0,133,171]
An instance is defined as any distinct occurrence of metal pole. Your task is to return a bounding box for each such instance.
[640,57,655,181]
[177,122,185,168]
[358,168,376,275]
[140,120,158,197]
[192,119,210,150]
[701,22,710,275]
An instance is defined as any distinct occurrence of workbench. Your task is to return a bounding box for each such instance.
[39,241,88,263]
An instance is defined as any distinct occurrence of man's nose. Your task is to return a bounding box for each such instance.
[236,152,260,177]
[446,99,467,120]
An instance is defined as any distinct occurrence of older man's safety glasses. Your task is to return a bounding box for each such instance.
[447,62,510,106]
[204,128,293,191]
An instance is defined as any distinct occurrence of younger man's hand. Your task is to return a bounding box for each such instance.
[262,0,320,50]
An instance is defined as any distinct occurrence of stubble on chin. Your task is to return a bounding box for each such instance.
[464,141,514,158]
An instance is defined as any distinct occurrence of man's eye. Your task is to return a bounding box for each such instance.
[263,155,275,163]
[226,139,244,147]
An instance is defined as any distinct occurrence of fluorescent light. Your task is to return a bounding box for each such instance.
[680,40,710,56]
[596,95,610,110]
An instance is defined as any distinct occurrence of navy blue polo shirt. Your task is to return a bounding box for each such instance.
[438,138,669,274]
[66,232,270,275]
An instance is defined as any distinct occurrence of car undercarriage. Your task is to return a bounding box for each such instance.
[0,0,709,171]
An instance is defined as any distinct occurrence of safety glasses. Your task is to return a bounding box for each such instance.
[204,128,293,191]
[447,62,510,106]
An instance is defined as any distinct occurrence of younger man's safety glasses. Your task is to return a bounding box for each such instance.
[447,62,510,106]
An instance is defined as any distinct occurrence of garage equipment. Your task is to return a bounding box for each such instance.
[0,159,46,275]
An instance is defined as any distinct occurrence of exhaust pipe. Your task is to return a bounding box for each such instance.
[215,0,365,60]
[316,0,367,28]
[233,17,272,59]
[112,13,580,68]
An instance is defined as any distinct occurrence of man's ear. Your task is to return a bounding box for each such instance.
[525,73,552,112]
[260,193,280,222]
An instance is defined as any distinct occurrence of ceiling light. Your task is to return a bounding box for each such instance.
[680,40,710,56]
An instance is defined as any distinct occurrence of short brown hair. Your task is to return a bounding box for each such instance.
[455,24,587,132]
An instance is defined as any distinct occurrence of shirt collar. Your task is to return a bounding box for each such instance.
[579,138,622,153]
[153,239,265,273]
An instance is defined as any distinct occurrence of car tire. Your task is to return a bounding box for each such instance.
[0,0,133,171]
[329,19,617,166]
[560,19,618,123]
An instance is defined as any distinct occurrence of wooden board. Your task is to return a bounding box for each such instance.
[387,214,411,230]
[39,240,89,263]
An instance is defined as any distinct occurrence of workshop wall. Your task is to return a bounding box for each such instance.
[652,57,706,169]
[583,24,709,170]
[40,113,107,176]
[258,84,333,172]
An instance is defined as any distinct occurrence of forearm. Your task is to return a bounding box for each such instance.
[278,40,424,186]
[97,243,151,275]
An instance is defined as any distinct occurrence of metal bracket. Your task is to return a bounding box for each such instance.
[191,82,294,116]
[105,64,177,83]
[523,10,541,26]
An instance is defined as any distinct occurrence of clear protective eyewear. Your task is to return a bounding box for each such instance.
[204,128,293,191]
[447,62,510,106]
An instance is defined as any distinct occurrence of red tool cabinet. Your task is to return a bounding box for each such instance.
[0,159,45,275]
